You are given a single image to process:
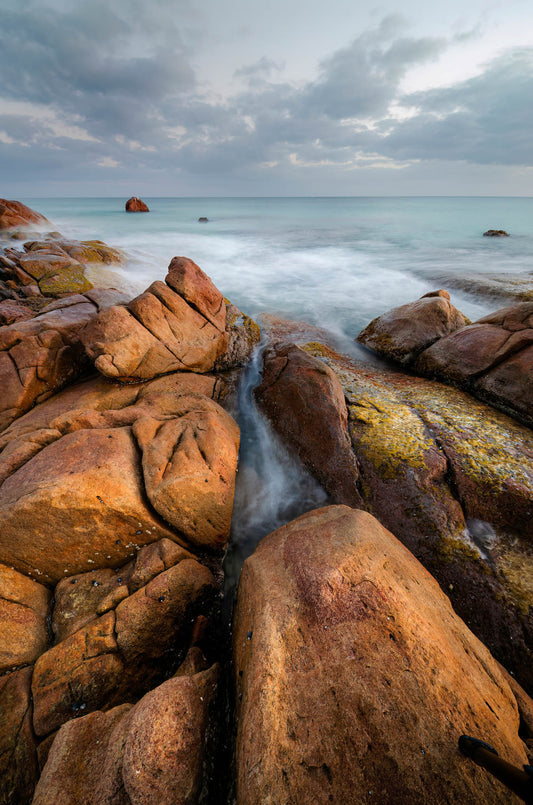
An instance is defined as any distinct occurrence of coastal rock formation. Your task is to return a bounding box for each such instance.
[0,373,239,582]
[125,196,149,212]
[257,341,533,688]
[0,667,40,803]
[215,301,261,371]
[0,199,50,232]
[255,342,362,508]
[31,541,216,736]
[81,257,229,381]
[357,294,533,427]
[0,288,130,432]
[0,564,51,672]
[32,657,218,805]
[234,506,528,804]
[415,301,533,427]
[357,289,470,365]
[422,271,533,303]
[484,229,509,236]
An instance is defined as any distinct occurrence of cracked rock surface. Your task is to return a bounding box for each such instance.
[81,257,229,381]
[0,289,130,431]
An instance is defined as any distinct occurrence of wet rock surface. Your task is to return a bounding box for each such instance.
[234,506,528,805]
[0,199,50,232]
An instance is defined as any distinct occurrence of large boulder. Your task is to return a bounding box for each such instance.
[81,257,229,381]
[415,302,533,427]
[259,341,533,689]
[32,658,218,805]
[31,541,216,736]
[234,506,529,805]
[125,197,149,212]
[255,342,362,508]
[0,372,239,582]
[0,199,50,232]
[357,289,469,365]
[0,288,130,432]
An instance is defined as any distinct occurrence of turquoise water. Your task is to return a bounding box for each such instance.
[23,197,533,350]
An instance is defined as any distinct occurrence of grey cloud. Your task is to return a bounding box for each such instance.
[381,49,533,165]
[234,57,284,80]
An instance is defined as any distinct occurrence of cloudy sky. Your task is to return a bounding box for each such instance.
[1,0,532,196]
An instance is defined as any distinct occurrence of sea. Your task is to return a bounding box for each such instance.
[21,196,533,590]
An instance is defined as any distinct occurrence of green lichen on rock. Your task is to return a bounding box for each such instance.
[38,266,93,296]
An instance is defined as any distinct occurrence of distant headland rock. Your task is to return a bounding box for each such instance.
[125,197,149,213]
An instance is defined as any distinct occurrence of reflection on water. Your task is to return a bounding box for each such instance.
[223,343,328,620]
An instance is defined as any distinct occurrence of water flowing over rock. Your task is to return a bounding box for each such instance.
[234,506,529,805]
[255,342,362,508]
[257,340,533,689]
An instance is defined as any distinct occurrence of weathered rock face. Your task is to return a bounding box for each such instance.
[32,541,216,736]
[0,564,51,672]
[357,289,470,365]
[0,198,50,231]
[0,667,39,805]
[215,301,261,371]
[258,341,533,689]
[125,197,149,212]
[81,257,230,381]
[255,342,362,508]
[234,506,528,805]
[0,372,239,582]
[0,289,130,432]
[32,658,218,805]
[415,301,533,427]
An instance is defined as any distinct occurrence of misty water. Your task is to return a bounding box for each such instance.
[22,195,533,583]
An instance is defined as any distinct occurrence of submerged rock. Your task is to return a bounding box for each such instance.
[234,506,528,804]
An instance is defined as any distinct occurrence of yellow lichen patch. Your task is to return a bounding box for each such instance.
[497,546,533,615]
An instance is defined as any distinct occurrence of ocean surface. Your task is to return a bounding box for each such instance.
[24,196,533,355]
[23,196,533,587]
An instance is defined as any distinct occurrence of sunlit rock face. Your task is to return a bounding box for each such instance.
[234,506,528,805]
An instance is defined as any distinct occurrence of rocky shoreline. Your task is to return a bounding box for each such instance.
[0,199,531,804]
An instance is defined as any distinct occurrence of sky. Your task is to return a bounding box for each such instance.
[0,0,532,196]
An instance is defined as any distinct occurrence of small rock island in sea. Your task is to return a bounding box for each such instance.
[0,199,531,804]
[125,196,150,212]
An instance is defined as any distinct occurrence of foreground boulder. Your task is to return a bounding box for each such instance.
[357,290,470,365]
[81,257,229,381]
[0,667,39,804]
[257,340,533,689]
[33,655,218,805]
[0,564,50,672]
[0,199,50,232]
[125,196,149,212]
[0,288,130,431]
[0,372,239,582]
[234,506,529,805]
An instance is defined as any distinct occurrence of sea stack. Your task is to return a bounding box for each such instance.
[125,196,149,212]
